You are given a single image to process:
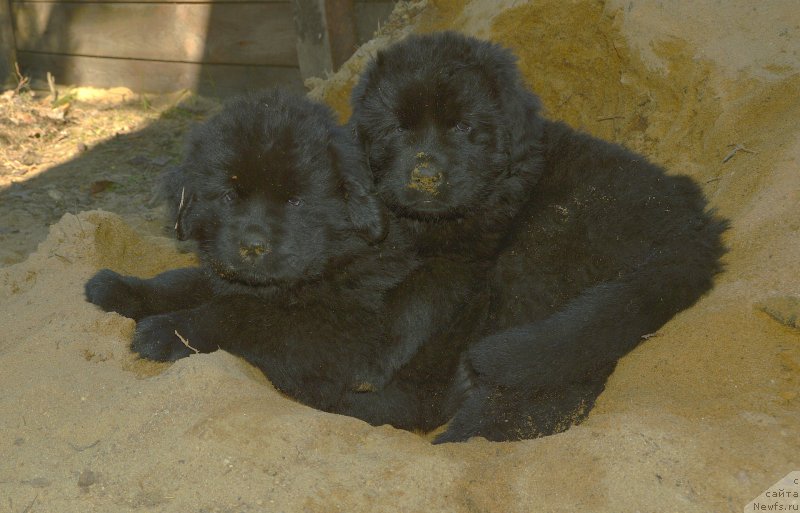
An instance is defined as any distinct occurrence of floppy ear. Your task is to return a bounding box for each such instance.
[330,129,388,244]
[475,41,544,176]
[161,165,195,241]
[499,80,543,171]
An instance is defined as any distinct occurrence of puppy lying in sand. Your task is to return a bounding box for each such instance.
[85,89,420,414]
[349,32,727,442]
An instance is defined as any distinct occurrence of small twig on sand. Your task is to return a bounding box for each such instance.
[69,440,100,452]
[174,330,199,354]
[74,209,87,238]
[22,494,38,513]
[597,115,625,122]
[46,72,58,104]
[50,252,72,263]
[722,144,757,163]
[14,62,30,95]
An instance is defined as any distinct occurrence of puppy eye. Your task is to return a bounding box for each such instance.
[395,125,407,133]
[222,190,237,203]
[454,121,472,133]
[287,197,303,207]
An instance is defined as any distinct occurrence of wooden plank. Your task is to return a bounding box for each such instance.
[292,0,334,79]
[17,51,304,95]
[17,0,288,3]
[12,2,298,66]
[1,0,17,87]
[291,0,357,79]
[326,0,357,70]
[11,0,393,4]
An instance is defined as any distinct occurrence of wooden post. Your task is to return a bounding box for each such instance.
[291,0,356,80]
[0,0,17,88]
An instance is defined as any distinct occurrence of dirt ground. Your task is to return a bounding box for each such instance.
[1,0,799,511]
[0,87,220,265]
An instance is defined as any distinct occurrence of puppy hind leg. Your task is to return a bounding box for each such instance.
[434,379,604,443]
[470,251,720,391]
[432,385,492,444]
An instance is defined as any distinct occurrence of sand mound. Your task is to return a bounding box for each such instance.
[1,1,798,511]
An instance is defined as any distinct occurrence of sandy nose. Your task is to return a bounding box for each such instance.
[409,153,444,195]
[239,233,270,259]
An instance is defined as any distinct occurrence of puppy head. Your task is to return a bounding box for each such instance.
[350,32,543,221]
[167,89,386,288]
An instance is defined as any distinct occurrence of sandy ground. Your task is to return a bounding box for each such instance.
[0,87,218,265]
[1,1,799,511]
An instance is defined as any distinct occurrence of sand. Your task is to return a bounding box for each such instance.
[1,1,798,511]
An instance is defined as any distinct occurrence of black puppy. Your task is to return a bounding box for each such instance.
[350,32,727,442]
[85,89,420,414]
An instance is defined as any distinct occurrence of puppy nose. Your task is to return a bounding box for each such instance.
[412,152,440,177]
[239,234,270,259]
[409,160,443,195]
[411,164,441,179]
[408,152,444,195]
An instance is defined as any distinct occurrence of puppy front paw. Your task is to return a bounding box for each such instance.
[85,269,146,319]
[131,314,197,362]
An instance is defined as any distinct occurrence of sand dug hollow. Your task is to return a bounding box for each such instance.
[1,1,799,511]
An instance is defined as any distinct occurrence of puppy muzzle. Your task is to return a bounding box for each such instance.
[407,152,444,196]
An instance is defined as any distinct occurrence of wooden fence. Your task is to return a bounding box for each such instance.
[1,0,394,94]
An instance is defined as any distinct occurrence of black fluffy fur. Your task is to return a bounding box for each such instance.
[85,89,422,414]
[349,32,727,442]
